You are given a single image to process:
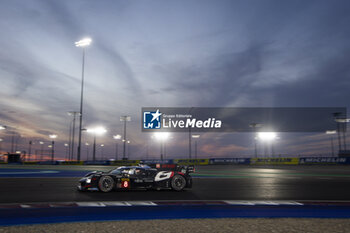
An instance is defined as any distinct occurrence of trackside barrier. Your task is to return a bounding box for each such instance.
[58,161,84,165]
[37,161,59,165]
[174,159,209,165]
[209,158,250,165]
[140,159,174,164]
[23,161,38,165]
[299,157,350,165]
[84,160,111,165]
[250,158,299,165]
[110,160,140,166]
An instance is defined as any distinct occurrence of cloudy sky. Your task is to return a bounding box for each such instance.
[0,0,350,160]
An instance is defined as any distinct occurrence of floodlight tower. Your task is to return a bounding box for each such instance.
[64,143,69,160]
[326,130,336,157]
[49,134,57,162]
[0,125,6,155]
[0,138,3,154]
[249,123,262,158]
[85,142,90,161]
[257,132,277,157]
[120,116,131,160]
[39,141,44,160]
[87,127,107,161]
[75,38,92,162]
[153,132,170,160]
[192,135,200,159]
[113,134,121,160]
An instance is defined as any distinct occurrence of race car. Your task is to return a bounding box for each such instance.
[77,164,194,192]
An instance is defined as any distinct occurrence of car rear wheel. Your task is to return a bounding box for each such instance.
[98,176,114,192]
[171,175,186,191]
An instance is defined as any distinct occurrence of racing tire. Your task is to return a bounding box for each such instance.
[171,175,186,191]
[98,176,115,192]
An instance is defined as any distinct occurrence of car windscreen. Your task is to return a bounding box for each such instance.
[109,168,123,174]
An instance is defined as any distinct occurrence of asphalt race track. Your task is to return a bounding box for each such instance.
[1,165,350,203]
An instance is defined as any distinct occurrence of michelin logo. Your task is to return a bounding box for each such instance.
[143,109,162,129]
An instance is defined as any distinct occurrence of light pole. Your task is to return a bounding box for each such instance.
[48,144,52,160]
[188,107,194,159]
[249,123,262,158]
[189,125,192,159]
[85,143,89,161]
[100,144,105,159]
[113,134,121,160]
[0,138,3,155]
[27,140,32,161]
[153,133,170,160]
[333,113,344,152]
[75,38,92,162]
[127,141,130,159]
[120,116,131,160]
[192,135,200,159]
[68,111,80,160]
[39,141,44,160]
[0,125,5,156]
[326,130,337,157]
[87,127,106,161]
[334,117,349,153]
[64,143,69,160]
[49,135,57,162]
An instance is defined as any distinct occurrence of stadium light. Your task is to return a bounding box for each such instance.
[257,132,278,157]
[75,38,92,47]
[49,134,57,139]
[153,132,170,141]
[87,127,107,135]
[257,132,277,141]
[113,134,122,140]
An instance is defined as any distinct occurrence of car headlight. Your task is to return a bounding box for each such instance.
[86,178,91,183]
